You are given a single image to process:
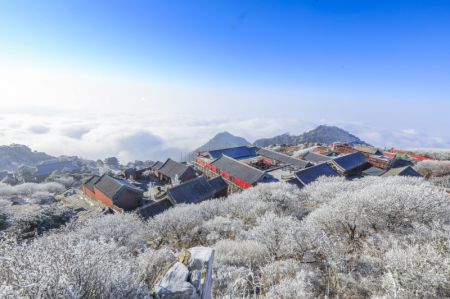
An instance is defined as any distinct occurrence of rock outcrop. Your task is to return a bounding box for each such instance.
[154,247,215,299]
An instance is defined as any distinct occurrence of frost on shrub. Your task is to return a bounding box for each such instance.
[413,149,450,161]
[304,177,449,246]
[136,247,177,287]
[75,213,147,252]
[382,240,450,299]
[238,183,309,219]
[264,270,312,299]
[215,239,269,268]
[146,204,206,249]
[214,239,269,298]
[300,176,450,297]
[200,216,245,244]
[2,176,450,298]
[46,174,76,188]
[259,259,303,294]
[415,160,450,177]
[213,264,255,298]
[4,204,76,241]
[0,182,65,197]
[430,175,450,189]
[243,212,303,258]
[0,232,150,298]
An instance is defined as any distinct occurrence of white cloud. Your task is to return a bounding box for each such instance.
[63,128,91,139]
[28,125,50,135]
[0,111,448,163]
[0,60,449,161]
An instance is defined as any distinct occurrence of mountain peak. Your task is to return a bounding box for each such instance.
[213,131,235,138]
[192,132,250,157]
[254,125,366,147]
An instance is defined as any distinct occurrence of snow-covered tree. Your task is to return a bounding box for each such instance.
[415,160,450,177]
[2,176,450,298]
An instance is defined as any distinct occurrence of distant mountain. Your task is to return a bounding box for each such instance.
[254,125,367,147]
[0,144,55,172]
[188,132,251,160]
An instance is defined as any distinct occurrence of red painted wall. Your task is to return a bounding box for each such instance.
[234,177,253,189]
[93,186,114,208]
[198,158,253,189]
[82,185,96,199]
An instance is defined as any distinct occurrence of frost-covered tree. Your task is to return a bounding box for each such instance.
[243,212,302,258]
[430,175,450,189]
[415,160,450,177]
[0,182,65,197]
[382,239,450,298]
[0,233,151,298]
[2,176,450,298]
[104,157,120,169]
[413,149,450,161]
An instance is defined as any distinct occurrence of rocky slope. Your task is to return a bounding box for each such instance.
[0,144,54,172]
[254,125,367,147]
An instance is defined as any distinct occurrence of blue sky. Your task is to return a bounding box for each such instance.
[0,1,449,160]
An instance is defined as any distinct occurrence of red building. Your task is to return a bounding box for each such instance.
[368,155,392,170]
[388,149,432,162]
[330,143,357,155]
[156,158,197,185]
[197,155,275,189]
[82,174,143,211]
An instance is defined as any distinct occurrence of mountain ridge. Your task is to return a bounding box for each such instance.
[0,144,55,172]
[253,125,367,147]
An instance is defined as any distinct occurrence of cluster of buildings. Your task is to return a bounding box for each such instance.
[195,143,421,189]
[81,142,423,219]
[82,158,229,218]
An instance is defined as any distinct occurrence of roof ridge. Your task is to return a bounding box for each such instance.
[169,175,206,191]
[209,145,255,152]
[222,154,265,174]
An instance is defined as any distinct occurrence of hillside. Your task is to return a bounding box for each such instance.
[254,125,367,147]
[188,132,250,160]
[1,177,449,298]
[0,144,54,172]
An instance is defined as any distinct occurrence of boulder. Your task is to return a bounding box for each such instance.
[187,247,215,299]
[154,262,197,299]
[153,247,215,299]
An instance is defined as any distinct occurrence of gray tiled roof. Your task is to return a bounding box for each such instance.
[391,158,414,168]
[295,163,339,186]
[152,161,164,170]
[211,155,267,185]
[158,159,191,180]
[208,146,258,160]
[83,175,101,192]
[332,152,368,172]
[257,148,310,169]
[167,176,216,204]
[353,144,382,155]
[381,166,422,177]
[94,175,143,200]
[138,199,173,219]
[362,167,385,176]
[208,176,228,193]
[302,151,333,164]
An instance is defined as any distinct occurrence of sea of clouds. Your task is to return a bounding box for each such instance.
[0,111,448,163]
